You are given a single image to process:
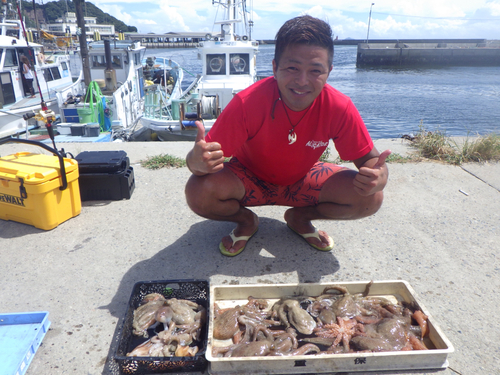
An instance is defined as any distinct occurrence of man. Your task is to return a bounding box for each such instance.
[185,15,390,256]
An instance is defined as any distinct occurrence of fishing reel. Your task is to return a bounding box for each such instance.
[23,103,58,147]
[23,107,56,125]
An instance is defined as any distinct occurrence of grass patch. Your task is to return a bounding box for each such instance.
[140,154,186,169]
[332,152,416,165]
[410,123,500,165]
[385,152,416,163]
[319,147,331,162]
[457,133,500,163]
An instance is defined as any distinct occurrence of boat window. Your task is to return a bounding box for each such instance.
[92,55,106,68]
[3,49,18,67]
[43,68,53,82]
[61,61,69,77]
[112,54,122,68]
[207,54,226,75]
[230,54,249,75]
[50,67,61,80]
[6,29,19,38]
[0,72,15,105]
[134,53,141,66]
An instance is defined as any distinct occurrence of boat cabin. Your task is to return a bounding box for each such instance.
[197,39,258,110]
[87,40,144,85]
[0,15,74,107]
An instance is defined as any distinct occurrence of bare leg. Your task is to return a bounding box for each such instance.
[185,168,259,254]
[285,169,384,249]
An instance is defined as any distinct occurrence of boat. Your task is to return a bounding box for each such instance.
[140,0,259,141]
[0,9,77,139]
[142,56,184,135]
[54,38,146,142]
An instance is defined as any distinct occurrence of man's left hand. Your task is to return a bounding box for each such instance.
[353,149,391,196]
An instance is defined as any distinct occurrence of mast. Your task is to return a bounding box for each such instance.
[213,0,252,41]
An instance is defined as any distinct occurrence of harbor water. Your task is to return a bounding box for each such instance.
[80,44,500,139]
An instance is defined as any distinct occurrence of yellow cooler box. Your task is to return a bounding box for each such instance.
[0,141,81,230]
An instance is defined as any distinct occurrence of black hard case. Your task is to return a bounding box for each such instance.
[75,151,135,201]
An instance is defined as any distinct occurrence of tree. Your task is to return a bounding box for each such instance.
[21,0,137,32]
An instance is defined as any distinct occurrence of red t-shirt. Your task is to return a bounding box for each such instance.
[206,77,373,185]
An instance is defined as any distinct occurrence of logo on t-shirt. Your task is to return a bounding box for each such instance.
[306,140,329,149]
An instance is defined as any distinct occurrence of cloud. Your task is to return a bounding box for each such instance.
[136,19,157,26]
[91,0,500,39]
[96,4,133,25]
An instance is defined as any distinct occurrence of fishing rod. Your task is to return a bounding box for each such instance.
[15,0,57,150]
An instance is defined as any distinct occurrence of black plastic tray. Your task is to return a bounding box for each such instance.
[112,280,209,374]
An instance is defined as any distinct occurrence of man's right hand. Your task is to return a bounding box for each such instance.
[186,121,225,176]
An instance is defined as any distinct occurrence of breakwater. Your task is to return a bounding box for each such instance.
[356,40,500,67]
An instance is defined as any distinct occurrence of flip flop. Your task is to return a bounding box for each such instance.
[287,225,334,251]
[219,228,258,257]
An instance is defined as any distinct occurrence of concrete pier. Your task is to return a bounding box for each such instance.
[1,139,499,374]
[356,40,500,67]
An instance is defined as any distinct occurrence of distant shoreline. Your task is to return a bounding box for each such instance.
[259,38,498,45]
[139,38,499,48]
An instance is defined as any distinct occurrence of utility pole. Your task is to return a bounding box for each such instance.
[74,0,91,86]
[32,0,41,43]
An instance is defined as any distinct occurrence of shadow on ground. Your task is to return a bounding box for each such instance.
[100,216,342,374]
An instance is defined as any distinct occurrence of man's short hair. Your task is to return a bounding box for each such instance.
[274,15,334,67]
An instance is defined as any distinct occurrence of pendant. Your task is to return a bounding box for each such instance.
[288,130,297,145]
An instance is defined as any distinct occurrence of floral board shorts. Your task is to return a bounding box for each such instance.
[225,158,344,207]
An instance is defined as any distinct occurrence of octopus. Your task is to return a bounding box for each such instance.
[128,293,206,357]
[132,293,167,337]
[214,297,274,341]
[128,319,202,357]
[272,299,316,335]
[213,305,245,340]
[209,281,434,358]
[164,298,202,325]
[268,328,298,355]
[313,316,359,352]
[412,310,429,338]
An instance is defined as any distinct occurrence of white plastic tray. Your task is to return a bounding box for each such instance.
[206,281,454,375]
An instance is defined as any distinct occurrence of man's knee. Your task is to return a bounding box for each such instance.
[185,175,213,215]
[359,191,384,218]
[185,172,241,216]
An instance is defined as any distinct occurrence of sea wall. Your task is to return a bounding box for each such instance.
[356,41,500,67]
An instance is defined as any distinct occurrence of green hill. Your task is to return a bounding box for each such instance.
[21,0,137,33]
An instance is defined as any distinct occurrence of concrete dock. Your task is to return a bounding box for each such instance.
[356,41,500,67]
[0,138,499,375]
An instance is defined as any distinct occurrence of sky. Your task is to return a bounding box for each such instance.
[89,0,500,40]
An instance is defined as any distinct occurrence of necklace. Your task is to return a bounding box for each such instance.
[281,99,311,145]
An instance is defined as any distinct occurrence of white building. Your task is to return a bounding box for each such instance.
[42,12,115,38]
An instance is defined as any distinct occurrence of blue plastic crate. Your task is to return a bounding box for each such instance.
[0,311,51,375]
[62,108,79,123]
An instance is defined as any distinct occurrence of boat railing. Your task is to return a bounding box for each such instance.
[180,74,202,100]
[55,70,84,108]
[144,84,173,120]
[112,61,144,129]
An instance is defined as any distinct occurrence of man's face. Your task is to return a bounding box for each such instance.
[272,44,332,112]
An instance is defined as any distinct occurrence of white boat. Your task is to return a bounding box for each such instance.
[0,14,75,139]
[140,0,259,141]
[56,39,145,141]
[142,57,184,131]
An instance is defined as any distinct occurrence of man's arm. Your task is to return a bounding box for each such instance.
[352,147,391,196]
[186,121,225,176]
